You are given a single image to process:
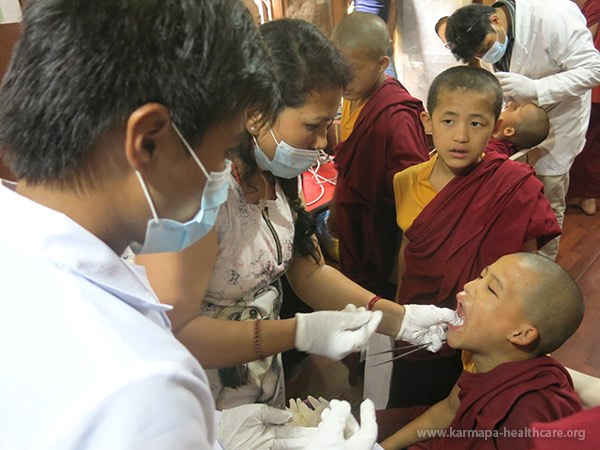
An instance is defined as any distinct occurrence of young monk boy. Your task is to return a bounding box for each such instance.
[330,11,429,299]
[381,252,584,450]
[389,66,560,407]
[488,101,550,158]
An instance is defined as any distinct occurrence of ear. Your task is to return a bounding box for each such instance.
[245,110,264,137]
[490,14,502,27]
[502,126,516,139]
[508,325,539,347]
[420,111,433,135]
[125,103,172,171]
[378,55,391,74]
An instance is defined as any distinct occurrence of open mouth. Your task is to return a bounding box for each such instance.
[449,296,467,329]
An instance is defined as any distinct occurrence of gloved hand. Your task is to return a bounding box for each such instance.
[287,396,331,427]
[495,72,538,103]
[305,399,378,450]
[295,306,383,360]
[397,304,461,352]
[217,403,292,450]
[273,426,318,450]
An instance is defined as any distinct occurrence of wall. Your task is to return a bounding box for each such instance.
[391,0,471,103]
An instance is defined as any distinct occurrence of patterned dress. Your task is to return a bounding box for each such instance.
[202,174,295,410]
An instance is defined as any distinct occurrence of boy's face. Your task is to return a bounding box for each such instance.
[447,254,536,357]
[421,87,499,175]
[339,47,387,102]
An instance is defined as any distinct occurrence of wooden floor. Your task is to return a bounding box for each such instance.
[553,203,600,377]
[286,202,600,407]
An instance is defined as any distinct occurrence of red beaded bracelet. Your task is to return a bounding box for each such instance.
[367,295,382,311]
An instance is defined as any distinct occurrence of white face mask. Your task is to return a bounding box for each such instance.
[481,25,509,65]
[253,128,318,179]
[130,123,231,254]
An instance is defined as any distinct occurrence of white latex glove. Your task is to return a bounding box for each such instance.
[217,404,292,450]
[343,304,365,313]
[495,72,538,103]
[295,306,382,360]
[397,304,461,352]
[305,399,378,450]
[273,426,318,450]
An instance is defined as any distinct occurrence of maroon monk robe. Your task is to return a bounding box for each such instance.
[411,357,583,450]
[399,151,561,310]
[389,153,560,408]
[334,77,428,298]
[568,0,600,198]
[486,137,517,157]
[529,406,600,449]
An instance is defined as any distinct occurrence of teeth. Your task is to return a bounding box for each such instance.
[449,311,465,326]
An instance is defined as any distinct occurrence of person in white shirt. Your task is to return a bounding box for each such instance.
[0,1,387,449]
[445,0,600,259]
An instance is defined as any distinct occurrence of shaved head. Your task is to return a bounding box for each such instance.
[332,11,390,58]
[516,253,584,355]
[513,105,550,149]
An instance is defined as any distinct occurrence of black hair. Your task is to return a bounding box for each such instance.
[261,18,350,111]
[0,0,278,184]
[427,66,503,120]
[446,4,496,63]
[239,19,349,263]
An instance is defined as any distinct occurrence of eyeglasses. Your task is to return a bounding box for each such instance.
[445,12,490,51]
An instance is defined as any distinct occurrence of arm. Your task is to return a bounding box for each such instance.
[286,243,405,338]
[534,8,600,106]
[135,230,297,369]
[380,383,461,450]
[176,315,296,369]
[135,229,218,332]
[387,0,397,45]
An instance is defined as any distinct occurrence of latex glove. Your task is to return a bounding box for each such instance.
[343,304,365,313]
[397,304,461,352]
[273,426,318,450]
[287,396,330,427]
[295,306,382,360]
[305,399,378,450]
[495,72,538,103]
[217,404,292,450]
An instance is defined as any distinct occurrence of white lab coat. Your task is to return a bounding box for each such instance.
[0,181,219,449]
[509,0,600,175]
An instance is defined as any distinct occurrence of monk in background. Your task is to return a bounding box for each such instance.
[330,11,429,300]
[568,0,600,216]
[381,253,584,450]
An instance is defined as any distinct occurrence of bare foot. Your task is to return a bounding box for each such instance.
[569,197,597,215]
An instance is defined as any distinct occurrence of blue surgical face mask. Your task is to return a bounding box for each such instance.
[130,123,231,254]
[481,25,509,65]
[253,128,318,179]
